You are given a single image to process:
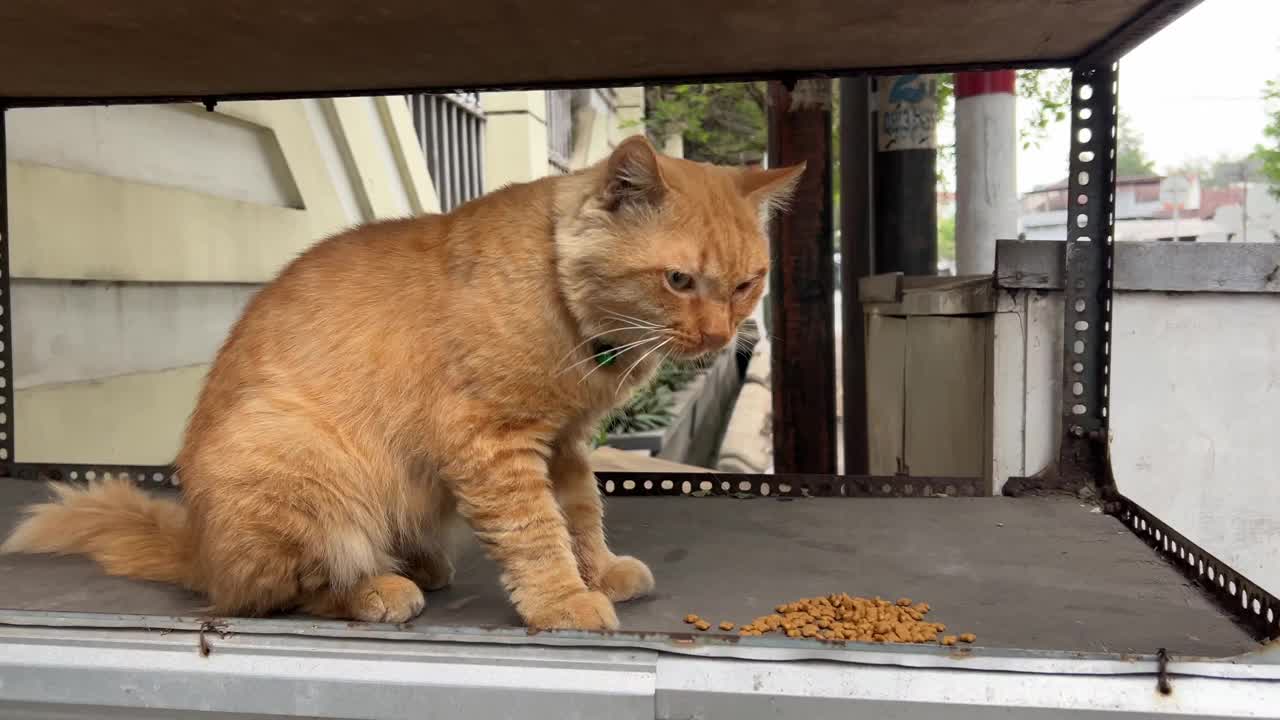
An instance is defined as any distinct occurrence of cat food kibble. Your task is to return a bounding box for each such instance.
[704,593,976,646]
[684,614,700,624]
[694,620,711,631]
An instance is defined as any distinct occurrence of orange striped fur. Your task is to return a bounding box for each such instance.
[2,136,803,629]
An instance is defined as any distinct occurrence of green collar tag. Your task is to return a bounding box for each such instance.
[593,342,620,367]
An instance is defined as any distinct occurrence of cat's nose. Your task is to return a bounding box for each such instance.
[700,330,730,349]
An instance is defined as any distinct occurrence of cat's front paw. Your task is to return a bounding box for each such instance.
[349,575,426,623]
[592,555,655,602]
[526,590,619,630]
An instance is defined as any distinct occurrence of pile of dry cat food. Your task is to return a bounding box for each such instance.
[685,593,977,645]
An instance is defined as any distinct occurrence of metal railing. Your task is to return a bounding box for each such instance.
[408,93,485,212]
[546,90,574,173]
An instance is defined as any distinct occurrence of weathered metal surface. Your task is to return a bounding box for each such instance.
[0,619,1274,719]
[766,80,837,474]
[995,238,1065,289]
[0,624,659,720]
[1082,0,1205,66]
[997,240,1280,294]
[2,482,1256,657]
[0,611,1275,675]
[1003,433,1112,499]
[655,654,1277,720]
[0,1,1198,105]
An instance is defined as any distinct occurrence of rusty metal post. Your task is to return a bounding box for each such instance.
[766,80,836,474]
[838,77,872,475]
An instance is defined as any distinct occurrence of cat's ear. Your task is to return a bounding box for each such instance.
[601,134,667,212]
[740,163,807,225]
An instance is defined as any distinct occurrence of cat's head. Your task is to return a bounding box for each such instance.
[557,135,804,361]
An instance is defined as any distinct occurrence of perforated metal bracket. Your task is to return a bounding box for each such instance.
[1061,61,1118,442]
[7,463,179,487]
[596,472,985,498]
[0,108,14,469]
[1119,495,1280,640]
[1021,61,1122,496]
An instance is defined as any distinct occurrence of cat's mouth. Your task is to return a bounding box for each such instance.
[668,333,734,359]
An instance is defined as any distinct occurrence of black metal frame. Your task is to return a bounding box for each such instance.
[0,115,11,470]
[1,0,1274,641]
[1062,61,1118,443]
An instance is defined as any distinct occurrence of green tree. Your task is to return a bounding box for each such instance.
[1167,154,1261,188]
[1255,78,1280,198]
[643,72,1074,266]
[934,69,1072,153]
[1116,112,1156,177]
[643,83,767,165]
[937,216,956,264]
[644,70,1071,171]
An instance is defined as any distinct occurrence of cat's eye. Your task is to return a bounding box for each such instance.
[734,280,755,297]
[665,270,694,292]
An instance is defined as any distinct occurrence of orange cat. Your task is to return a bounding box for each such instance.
[2,135,803,629]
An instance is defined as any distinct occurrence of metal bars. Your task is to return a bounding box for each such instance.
[546,90,573,173]
[1061,62,1120,439]
[4,466,985,499]
[409,93,486,212]
[0,110,12,467]
[595,472,984,498]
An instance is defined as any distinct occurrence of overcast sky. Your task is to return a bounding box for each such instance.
[1013,0,1279,192]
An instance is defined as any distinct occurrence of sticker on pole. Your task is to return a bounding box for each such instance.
[877,75,939,152]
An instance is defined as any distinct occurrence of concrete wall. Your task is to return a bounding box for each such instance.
[7,97,438,465]
[860,273,1278,601]
[1109,293,1280,597]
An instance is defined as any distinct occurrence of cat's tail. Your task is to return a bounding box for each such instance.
[1,478,198,590]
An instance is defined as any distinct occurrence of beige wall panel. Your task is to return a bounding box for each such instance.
[484,113,549,188]
[217,100,354,236]
[903,316,988,478]
[865,314,906,475]
[329,97,413,220]
[16,365,208,465]
[377,96,441,214]
[9,162,313,283]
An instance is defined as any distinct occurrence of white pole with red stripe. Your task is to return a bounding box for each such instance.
[955,71,1018,275]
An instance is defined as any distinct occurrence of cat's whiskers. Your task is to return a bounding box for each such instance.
[559,322,659,367]
[604,311,661,329]
[616,338,672,393]
[567,333,665,380]
[657,346,676,374]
